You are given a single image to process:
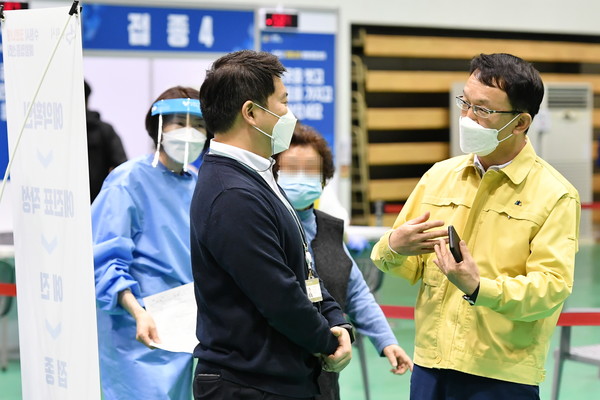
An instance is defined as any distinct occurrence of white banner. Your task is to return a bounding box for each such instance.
[2,5,100,399]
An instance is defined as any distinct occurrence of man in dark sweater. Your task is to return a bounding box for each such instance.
[190,50,353,400]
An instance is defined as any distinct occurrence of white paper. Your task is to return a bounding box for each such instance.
[143,282,198,354]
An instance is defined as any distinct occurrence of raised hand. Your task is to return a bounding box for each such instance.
[389,212,447,255]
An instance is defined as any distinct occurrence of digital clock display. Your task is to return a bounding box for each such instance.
[1,2,29,10]
[265,12,298,28]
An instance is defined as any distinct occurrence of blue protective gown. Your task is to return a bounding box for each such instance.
[91,154,197,400]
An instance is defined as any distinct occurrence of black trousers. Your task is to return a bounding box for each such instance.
[410,364,540,400]
[314,371,340,400]
[193,373,315,400]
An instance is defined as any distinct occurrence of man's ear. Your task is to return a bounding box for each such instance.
[513,113,532,135]
[241,100,256,125]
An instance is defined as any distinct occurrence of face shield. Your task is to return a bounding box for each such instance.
[150,98,206,172]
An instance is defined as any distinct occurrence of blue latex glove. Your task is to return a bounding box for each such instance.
[346,234,370,253]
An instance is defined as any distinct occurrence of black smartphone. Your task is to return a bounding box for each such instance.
[448,225,463,263]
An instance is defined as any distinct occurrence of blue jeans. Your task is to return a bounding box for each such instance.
[410,364,540,400]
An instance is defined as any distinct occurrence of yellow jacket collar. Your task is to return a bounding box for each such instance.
[452,140,536,185]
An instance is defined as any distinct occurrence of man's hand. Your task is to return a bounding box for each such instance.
[321,326,352,373]
[389,212,447,255]
[433,238,480,296]
[382,344,413,375]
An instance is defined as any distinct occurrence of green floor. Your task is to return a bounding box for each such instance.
[1,245,599,399]
[338,243,600,399]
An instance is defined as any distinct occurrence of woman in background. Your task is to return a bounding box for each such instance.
[275,123,413,400]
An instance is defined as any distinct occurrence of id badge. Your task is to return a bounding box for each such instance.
[305,278,323,303]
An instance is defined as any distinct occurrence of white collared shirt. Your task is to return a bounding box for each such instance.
[208,140,309,250]
[208,140,289,205]
[473,155,513,176]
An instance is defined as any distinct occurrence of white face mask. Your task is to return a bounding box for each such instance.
[252,103,298,156]
[278,171,323,210]
[161,127,206,169]
[459,114,521,157]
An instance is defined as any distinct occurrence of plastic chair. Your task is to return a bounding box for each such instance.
[551,308,600,400]
[351,246,385,400]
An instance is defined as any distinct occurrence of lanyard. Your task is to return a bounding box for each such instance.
[282,197,316,279]
[228,156,315,278]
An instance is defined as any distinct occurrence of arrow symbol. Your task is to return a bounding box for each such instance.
[41,234,57,254]
[45,319,62,339]
[37,149,53,168]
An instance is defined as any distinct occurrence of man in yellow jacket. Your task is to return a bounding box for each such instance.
[371,53,580,400]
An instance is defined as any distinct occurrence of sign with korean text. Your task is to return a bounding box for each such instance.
[2,6,100,399]
[261,32,336,151]
[0,1,30,179]
[82,3,254,53]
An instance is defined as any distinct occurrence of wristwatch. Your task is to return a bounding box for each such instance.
[462,284,480,306]
[337,323,355,344]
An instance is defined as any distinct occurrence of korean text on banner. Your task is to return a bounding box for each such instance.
[2,5,101,399]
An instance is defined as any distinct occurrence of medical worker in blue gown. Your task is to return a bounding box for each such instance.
[92,86,208,400]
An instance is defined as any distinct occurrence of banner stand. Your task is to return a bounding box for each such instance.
[2,2,101,398]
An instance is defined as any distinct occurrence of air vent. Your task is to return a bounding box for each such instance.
[547,87,590,109]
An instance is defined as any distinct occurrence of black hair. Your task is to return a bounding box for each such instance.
[470,53,544,119]
[199,50,286,134]
[84,80,91,103]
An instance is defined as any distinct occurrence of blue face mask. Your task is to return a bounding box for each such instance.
[278,171,323,210]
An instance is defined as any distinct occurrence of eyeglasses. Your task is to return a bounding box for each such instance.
[455,96,521,119]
